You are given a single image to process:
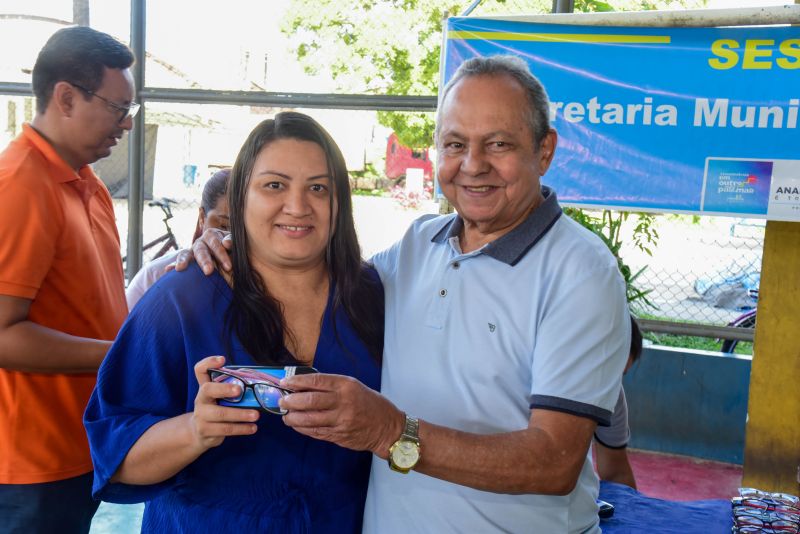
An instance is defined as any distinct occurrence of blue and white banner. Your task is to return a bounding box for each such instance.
[443,17,800,220]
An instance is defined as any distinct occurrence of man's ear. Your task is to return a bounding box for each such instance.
[51,81,77,118]
[537,129,558,176]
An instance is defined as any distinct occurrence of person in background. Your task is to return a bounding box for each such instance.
[84,112,384,533]
[594,315,644,490]
[125,167,231,310]
[187,55,630,533]
[0,26,135,533]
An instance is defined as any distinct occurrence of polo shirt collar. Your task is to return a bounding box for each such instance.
[22,123,95,184]
[431,186,562,266]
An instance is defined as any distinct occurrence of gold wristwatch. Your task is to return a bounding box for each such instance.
[388,414,420,474]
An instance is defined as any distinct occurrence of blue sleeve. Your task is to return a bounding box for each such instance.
[84,281,192,504]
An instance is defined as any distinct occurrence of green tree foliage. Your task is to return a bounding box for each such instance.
[281,0,458,148]
[282,0,704,148]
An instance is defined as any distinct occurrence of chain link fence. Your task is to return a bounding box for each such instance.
[619,213,762,327]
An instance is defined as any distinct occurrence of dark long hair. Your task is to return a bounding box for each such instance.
[226,112,383,364]
[192,168,230,242]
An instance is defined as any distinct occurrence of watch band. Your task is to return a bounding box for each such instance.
[401,415,420,443]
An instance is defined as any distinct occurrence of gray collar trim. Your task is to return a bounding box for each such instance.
[431,186,562,266]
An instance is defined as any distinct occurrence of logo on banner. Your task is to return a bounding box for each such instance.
[701,159,773,215]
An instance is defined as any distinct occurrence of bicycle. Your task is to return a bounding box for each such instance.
[720,289,758,353]
[122,198,180,271]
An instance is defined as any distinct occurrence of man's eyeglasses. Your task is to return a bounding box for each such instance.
[69,82,140,124]
[208,368,293,415]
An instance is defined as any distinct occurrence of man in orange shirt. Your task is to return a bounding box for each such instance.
[0,26,133,533]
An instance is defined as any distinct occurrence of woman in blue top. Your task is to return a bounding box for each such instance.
[84,112,384,533]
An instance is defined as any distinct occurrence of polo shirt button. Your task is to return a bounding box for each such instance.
[439,289,447,297]
[452,261,460,269]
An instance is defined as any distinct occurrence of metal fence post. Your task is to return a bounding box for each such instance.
[126,0,146,280]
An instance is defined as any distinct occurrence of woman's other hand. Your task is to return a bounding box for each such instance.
[110,354,258,485]
[191,355,259,451]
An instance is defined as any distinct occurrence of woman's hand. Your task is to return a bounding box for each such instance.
[190,355,260,451]
[111,355,260,485]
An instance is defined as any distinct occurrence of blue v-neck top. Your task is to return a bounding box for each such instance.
[85,263,382,534]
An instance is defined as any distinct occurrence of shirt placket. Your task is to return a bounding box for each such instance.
[424,237,481,329]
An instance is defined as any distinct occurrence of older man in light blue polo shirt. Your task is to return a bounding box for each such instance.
[190,54,630,533]
[280,55,630,533]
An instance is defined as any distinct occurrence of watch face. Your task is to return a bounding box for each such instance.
[391,440,420,469]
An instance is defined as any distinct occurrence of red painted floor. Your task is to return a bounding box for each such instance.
[628,448,743,501]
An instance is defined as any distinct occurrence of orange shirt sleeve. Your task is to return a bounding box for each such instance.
[0,162,62,300]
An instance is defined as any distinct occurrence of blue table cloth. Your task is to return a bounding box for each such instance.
[599,481,734,533]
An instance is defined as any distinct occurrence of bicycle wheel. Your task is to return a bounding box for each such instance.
[721,312,756,353]
[149,234,179,261]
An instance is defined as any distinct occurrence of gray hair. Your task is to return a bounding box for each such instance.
[436,55,551,144]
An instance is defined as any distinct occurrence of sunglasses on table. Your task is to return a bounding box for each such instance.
[739,488,800,510]
[208,367,294,415]
[734,527,800,534]
[733,509,800,533]
[733,497,800,518]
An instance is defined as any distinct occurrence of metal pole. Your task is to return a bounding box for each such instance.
[552,0,575,14]
[126,0,146,280]
[461,0,484,17]
[492,5,800,26]
[140,87,436,111]
[637,319,754,341]
[438,10,454,215]
[0,82,31,97]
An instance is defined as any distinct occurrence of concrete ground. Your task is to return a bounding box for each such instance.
[91,501,142,533]
[630,449,742,501]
